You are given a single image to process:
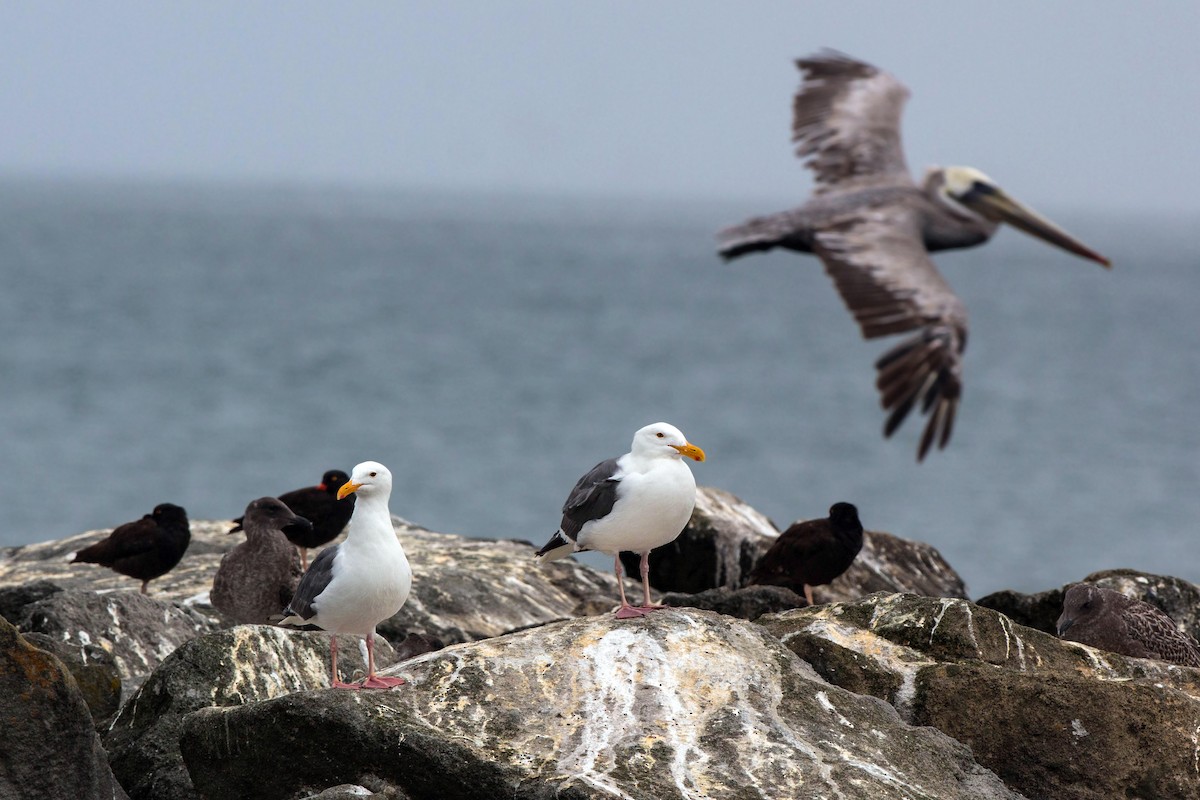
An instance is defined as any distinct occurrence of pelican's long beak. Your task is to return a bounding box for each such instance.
[337,481,362,500]
[671,443,706,462]
[960,183,1111,267]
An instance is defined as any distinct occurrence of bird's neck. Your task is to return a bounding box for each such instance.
[346,494,395,540]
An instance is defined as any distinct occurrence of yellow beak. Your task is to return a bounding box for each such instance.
[337,481,362,500]
[671,443,706,462]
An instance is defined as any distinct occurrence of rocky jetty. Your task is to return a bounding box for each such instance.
[3,489,1200,799]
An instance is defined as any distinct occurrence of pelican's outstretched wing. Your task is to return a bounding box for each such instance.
[813,203,968,460]
[793,51,912,192]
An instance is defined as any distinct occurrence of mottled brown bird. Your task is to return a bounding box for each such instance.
[747,502,863,605]
[1057,584,1200,668]
[71,503,191,594]
[212,497,310,624]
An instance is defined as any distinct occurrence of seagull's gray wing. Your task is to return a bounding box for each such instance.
[793,50,912,193]
[813,202,968,460]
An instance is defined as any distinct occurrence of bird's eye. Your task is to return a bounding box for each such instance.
[656,432,665,438]
[369,471,377,477]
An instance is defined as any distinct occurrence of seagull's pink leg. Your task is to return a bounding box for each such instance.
[358,631,405,689]
[330,636,358,689]
[635,551,666,613]
[614,554,648,619]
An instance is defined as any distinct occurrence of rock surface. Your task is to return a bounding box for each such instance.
[22,629,122,727]
[179,609,1022,800]
[820,530,967,604]
[0,616,129,800]
[660,584,807,619]
[104,625,399,800]
[18,588,216,701]
[763,593,1200,800]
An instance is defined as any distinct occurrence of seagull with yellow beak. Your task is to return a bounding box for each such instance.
[536,422,706,619]
[278,460,411,689]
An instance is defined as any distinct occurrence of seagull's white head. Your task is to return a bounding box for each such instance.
[630,422,706,462]
[338,461,393,500]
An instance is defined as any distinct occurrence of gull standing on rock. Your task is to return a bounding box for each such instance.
[535,422,706,619]
[278,461,412,689]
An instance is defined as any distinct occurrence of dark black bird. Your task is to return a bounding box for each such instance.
[212,497,310,624]
[1056,584,1200,668]
[231,469,355,568]
[71,503,191,594]
[747,502,863,606]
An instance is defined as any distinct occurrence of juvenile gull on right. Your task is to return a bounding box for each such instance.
[1056,584,1200,668]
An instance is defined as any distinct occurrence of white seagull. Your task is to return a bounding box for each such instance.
[535,422,706,619]
[278,461,412,689]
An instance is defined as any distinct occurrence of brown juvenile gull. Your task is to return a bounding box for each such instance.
[229,469,355,569]
[534,422,706,619]
[747,502,863,605]
[212,497,310,624]
[1056,584,1200,668]
[70,503,191,594]
[717,50,1110,460]
[278,461,411,689]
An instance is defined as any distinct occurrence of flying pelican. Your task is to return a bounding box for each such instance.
[718,50,1110,460]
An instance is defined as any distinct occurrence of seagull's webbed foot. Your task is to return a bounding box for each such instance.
[358,675,406,689]
[615,604,651,619]
[331,678,360,689]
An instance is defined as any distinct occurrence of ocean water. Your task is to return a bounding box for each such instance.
[1,177,1196,597]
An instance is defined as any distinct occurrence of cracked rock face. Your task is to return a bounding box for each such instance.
[105,625,398,800]
[763,593,1200,800]
[180,609,1021,800]
[0,616,128,800]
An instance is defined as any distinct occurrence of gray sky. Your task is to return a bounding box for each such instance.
[2,2,1197,212]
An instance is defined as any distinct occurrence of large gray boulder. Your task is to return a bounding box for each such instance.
[762,593,1200,800]
[0,616,128,800]
[22,629,122,728]
[19,588,215,701]
[179,609,1021,800]
[104,625,399,800]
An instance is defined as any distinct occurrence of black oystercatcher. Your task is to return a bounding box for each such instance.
[747,502,864,606]
[231,469,355,568]
[212,497,309,624]
[1057,584,1200,668]
[71,503,191,594]
[534,423,706,619]
[278,462,411,689]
